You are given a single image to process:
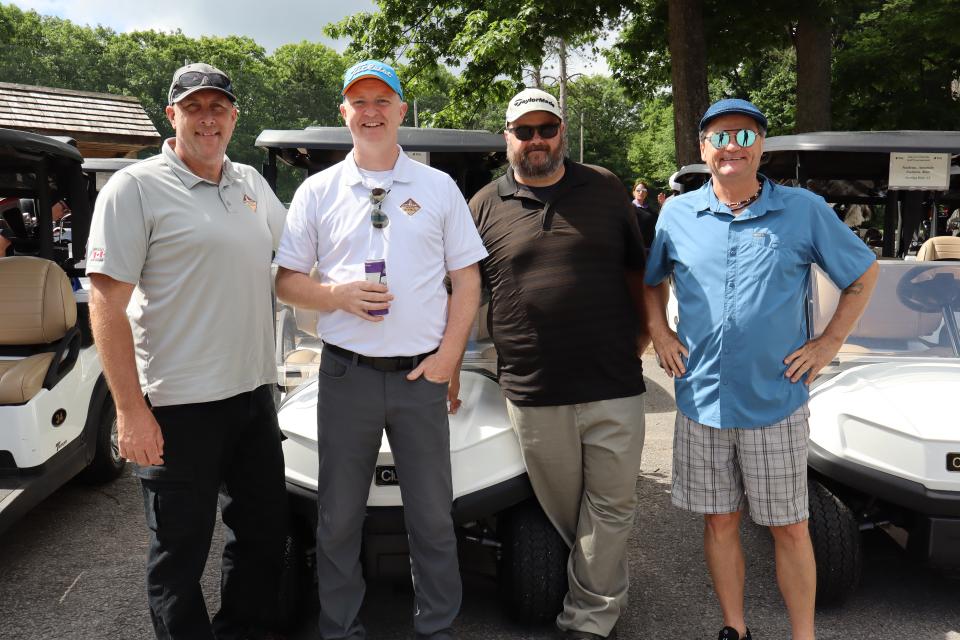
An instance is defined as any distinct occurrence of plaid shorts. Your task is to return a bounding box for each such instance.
[671,404,810,526]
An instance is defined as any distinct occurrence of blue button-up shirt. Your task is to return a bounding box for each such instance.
[645,177,876,428]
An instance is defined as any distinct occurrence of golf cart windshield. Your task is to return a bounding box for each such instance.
[810,261,960,359]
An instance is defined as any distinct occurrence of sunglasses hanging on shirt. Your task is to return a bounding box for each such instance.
[370,188,390,229]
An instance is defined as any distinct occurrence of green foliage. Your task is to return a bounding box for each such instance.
[626,97,677,187]
[325,1,626,125]
[833,0,960,130]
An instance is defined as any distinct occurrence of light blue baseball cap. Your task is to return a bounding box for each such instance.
[342,60,404,100]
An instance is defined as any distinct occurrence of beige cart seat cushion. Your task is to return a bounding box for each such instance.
[0,353,55,404]
[917,236,960,262]
[0,256,77,404]
[0,256,77,345]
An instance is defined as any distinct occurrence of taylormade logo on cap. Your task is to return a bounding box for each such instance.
[505,88,563,123]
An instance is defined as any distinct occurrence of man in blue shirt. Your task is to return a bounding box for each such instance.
[643,99,878,640]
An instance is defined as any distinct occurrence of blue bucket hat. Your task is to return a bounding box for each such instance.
[699,98,767,132]
[342,60,404,101]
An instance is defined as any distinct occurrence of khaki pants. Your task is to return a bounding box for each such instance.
[506,394,646,636]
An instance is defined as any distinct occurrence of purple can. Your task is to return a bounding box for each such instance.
[364,258,389,316]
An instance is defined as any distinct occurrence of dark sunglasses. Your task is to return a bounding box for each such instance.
[176,71,232,91]
[506,123,561,141]
[706,129,758,150]
[370,188,389,229]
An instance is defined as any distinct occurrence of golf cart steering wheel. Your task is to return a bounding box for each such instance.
[896,265,960,313]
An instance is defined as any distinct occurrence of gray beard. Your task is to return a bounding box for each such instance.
[509,136,567,180]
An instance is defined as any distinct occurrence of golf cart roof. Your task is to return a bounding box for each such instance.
[256,126,507,199]
[81,157,141,172]
[256,126,505,153]
[761,131,960,183]
[670,163,710,193]
[0,128,83,164]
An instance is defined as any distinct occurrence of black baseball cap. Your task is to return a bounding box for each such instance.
[168,63,237,105]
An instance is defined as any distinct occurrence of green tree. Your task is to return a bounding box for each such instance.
[833,0,960,131]
[326,1,626,127]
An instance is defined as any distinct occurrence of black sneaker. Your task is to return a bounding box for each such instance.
[718,627,752,640]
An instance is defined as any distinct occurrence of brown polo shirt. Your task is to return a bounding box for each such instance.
[469,160,647,406]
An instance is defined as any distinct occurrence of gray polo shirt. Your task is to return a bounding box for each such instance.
[87,139,287,406]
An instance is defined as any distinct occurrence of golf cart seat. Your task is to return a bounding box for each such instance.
[916,236,960,261]
[0,256,80,405]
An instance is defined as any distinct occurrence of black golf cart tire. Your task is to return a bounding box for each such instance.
[808,479,861,607]
[498,498,568,623]
[276,520,312,632]
[78,394,126,484]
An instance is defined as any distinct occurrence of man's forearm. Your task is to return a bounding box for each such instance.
[439,265,482,359]
[821,262,879,343]
[89,296,147,413]
[275,267,337,311]
[643,281,671,336]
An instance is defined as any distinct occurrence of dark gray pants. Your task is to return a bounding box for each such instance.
[315,349,461,639]
[138,385,287,640]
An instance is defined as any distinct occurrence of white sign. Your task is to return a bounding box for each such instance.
[407,151,430,166]
[888,152,950,190]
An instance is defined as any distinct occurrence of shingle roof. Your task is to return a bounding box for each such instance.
[0,82,161,151]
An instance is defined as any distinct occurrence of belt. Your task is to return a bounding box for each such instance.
[323,343,437,373]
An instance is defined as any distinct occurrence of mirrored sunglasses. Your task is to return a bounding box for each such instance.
[707,129,758,150]
[370,188,389,229]
[506,123,561,141]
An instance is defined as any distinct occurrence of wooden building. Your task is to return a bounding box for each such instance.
[0,82,160,158]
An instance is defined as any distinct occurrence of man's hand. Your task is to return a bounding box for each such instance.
[650,327,689,378]
[447,370,462,415]
[407,350,460,386]
[330,281,393,321]
[117,405,165,466]
[783,334,843,385]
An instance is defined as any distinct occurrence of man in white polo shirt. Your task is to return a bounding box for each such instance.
[86,63,288,640]
[274,60,486,640]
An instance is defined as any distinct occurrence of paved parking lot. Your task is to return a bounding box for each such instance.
[1,356,958,639]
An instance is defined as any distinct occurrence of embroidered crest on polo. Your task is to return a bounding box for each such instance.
[242,194,258,212]
[399,198,421,215]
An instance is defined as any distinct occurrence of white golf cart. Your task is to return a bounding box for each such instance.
[758,131,960,605]
[255,127,569,626]
[0,129,126,537]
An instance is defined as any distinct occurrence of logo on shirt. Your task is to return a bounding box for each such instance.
[399,198,421,215]
[89,248,105,262]
[243,194,258,212]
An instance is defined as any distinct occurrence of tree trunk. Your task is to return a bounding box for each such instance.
[795,8,832,132]
[668,0,709,166]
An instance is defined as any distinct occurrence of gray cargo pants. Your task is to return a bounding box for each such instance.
[314,347,461,640]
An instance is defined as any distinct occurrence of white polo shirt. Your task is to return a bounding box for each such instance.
[274,147,487,357]
[87,139,287,406]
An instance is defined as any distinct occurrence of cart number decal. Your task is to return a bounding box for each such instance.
[375,465,400,486]
[947,453,960,472]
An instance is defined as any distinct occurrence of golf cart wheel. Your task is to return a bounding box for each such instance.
[78,394,126,484]
[498,498,568,623]
[808,479,861,607]
[276,519,312,632]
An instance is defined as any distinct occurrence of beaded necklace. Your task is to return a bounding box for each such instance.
[724,181,763,211]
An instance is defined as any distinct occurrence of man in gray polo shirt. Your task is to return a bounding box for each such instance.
[87,63,288,640]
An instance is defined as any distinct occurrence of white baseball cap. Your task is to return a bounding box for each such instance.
[505,88,562,124]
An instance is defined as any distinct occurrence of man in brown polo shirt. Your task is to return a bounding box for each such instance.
[466,88,648,640]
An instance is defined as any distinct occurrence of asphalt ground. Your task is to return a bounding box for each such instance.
[1,355,958,639]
